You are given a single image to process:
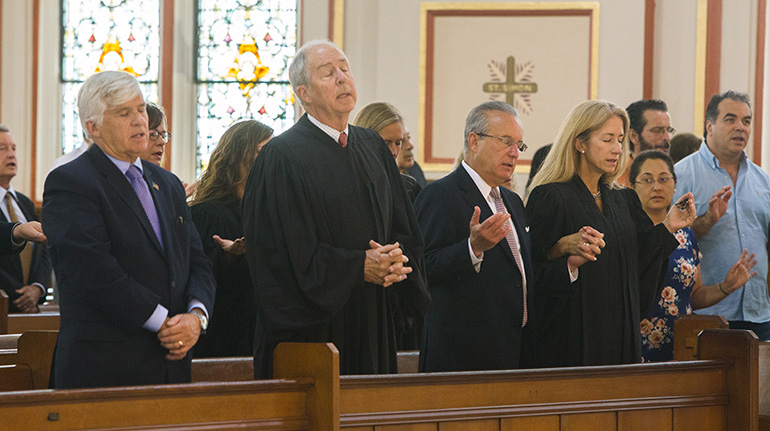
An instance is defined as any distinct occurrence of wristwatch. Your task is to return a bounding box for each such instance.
[190,309,208,333]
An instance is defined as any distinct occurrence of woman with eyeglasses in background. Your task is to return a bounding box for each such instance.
[142,103,197,197]
[629,150,757,362]
[141,102,170,166]
[526,100,696,367]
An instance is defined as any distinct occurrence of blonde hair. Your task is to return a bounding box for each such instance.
[529,100,629,191]
[353,102,403,132]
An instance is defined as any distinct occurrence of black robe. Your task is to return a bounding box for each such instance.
[190,199,256,357]
[242,114,429,378]
[526,175,677,366]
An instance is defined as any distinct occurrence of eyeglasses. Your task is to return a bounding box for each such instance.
[476,133,527,152]
[646,126,676,137]
[149,131,171,143]
[634,175,674,187]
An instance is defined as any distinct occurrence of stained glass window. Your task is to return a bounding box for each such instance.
[196,0,297,173]
[61,0,161,154]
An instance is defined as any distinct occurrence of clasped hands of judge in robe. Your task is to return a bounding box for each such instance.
[364,240,412,287]
[546,193,697,271]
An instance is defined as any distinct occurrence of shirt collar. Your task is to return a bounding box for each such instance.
[699,140,747,169]
[0,184,16,200]
[307,114,350,145]
[104,153,144,176]
[462,160,495,200]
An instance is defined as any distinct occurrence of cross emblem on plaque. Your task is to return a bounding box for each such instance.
[483,56,538,105]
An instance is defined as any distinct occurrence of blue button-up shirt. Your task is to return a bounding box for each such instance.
[674,142,770,322]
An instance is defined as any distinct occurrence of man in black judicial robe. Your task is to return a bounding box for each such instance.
[242,40,429,379]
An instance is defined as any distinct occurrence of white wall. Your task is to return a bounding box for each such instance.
[1,0,35,195]
[2,0,768,200]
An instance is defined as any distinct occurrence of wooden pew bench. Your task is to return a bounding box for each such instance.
[338,329,756,430]
[0,290,60,334]
[192,350,421,382]
[0,331,58,388]
[0,343,339,430]
[0,330,760,430]
[673,314,729,360]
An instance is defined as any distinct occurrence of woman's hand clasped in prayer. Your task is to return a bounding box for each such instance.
[663,192,696,233]
[547,226,606,272]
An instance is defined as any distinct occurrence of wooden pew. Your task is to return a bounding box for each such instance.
[0,331,760,430]
[192,356,253,382]
[759,342,770,429]
[0,333,21,349]
[0,290,60,334]
[0,330,58,387]
[191,350,421,382]
[0,343,338,431]
[339,329,757,431]
[673,313,730,360]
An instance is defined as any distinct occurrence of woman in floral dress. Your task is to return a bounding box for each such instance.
[629,150,757,361]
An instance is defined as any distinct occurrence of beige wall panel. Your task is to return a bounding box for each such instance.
[654,0,698,136]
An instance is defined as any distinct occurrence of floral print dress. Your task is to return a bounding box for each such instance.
[641,227,701,362]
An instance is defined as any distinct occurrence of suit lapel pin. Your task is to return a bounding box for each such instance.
[525,226,530,232]
[153,183,159,190]
[177,216,184,224]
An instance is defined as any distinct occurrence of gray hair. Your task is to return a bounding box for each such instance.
[78,71,144,141]
[289,40,348,106]
[0,124,8,133]
[464,101,518,150]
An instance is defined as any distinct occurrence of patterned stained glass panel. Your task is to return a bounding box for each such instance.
[196,0,297,174]
[60,0,161,154]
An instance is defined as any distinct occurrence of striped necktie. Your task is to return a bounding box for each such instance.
[489,187,527,327]
[125,165,164,248]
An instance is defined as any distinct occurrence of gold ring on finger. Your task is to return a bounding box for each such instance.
[178,340,184,347]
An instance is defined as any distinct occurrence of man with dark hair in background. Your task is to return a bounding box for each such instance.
[617,99,675,185]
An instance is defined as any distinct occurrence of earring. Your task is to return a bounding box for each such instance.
[580,150,585,154]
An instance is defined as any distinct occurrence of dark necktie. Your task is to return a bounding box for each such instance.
[489,187,527,327]
[125,165,163,248]
[6,192,32,283]
[339,132,348,148]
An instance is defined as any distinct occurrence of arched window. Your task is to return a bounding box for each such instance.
[56,0,297,177]
[195,0,297,173]
[61,0,161,154]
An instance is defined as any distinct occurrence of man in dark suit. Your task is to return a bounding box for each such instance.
[43,71,216,389]
[0,125,51,313]
[415,101,550,372]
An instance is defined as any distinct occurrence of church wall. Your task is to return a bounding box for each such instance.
[0,0,768,201]
[0,0,34,196]
[345,0,647,196]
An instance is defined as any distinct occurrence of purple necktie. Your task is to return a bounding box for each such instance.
[126,165,163,248]
[490,187,527,327]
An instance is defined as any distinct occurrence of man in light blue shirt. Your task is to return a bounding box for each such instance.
[674,91,770,339]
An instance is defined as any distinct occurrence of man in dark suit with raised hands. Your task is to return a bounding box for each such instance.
[415,101,555,372]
